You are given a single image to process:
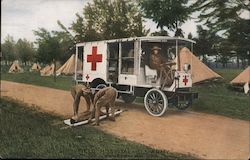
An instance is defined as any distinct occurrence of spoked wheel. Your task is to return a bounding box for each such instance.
[144,88,168,116]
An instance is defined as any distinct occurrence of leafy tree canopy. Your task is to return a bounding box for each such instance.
[71,0,149,42]
[15,38,36,64]
[1,35,17,62]
[33,28,61,64]
[140,0,191,36]
[191,0,249,35]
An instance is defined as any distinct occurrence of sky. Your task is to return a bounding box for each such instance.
[1,0,249,42]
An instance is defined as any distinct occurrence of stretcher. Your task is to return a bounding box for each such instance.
[64,110,123,127]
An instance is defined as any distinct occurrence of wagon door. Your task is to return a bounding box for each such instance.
[107,42,119,83]
[75,45,84,82]
[118,41,137,85]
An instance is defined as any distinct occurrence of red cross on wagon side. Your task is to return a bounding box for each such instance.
[87,46,102,71]
[74,36,198,117]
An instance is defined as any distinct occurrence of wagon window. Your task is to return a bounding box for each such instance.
[141,41,176,67]
[121,41,134,74]
[77,46,84,62]
[107,43,119,82]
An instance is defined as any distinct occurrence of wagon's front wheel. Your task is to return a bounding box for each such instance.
[144,88,168,117]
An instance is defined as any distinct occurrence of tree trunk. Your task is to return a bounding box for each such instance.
[215,55,218,68]
[236,54,239,68]
[53,59,56,82]
[241,58,246,69]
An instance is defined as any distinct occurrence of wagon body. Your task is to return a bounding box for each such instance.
[74,36,198,116]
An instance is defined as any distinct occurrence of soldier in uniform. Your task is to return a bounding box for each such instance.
[90,87,118,126]
[149,46,176,87]
[70,84,93,123]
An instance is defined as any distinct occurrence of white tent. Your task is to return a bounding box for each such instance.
[40,62,61,76]
[40,64,55,76]
[56,54,83,76]
[8,60,24,73]
[30,63,41,72]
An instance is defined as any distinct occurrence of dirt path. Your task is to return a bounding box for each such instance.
[1,80,249,159]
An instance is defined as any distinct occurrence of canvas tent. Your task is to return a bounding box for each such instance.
[30,63,41,72]
[40,64,54,76]
[56,54,83,76]
[174,47,222,84]
[230,66,250,85]
[8,60,23,73]
[40,62,61,76]
[230,66,250,94]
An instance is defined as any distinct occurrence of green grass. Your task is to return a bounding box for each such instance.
[1,72,73,91]
[191,69,250,121]
[0,97,194,159]
[215,68,243,83]
[1,69,250,120]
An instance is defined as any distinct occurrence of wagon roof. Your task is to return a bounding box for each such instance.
[76,36,196,46]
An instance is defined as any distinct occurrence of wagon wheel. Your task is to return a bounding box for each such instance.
[121,94,136,103]
[144,88,168,116]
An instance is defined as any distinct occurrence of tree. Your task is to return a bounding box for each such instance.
[193,25,220,62]
[151,29,169,36]
[54,21,76,63]
[34,28,62,81]
[227,19,250,66]
[140,0,191,36]
[71,0,149,42]
[1,35,17,64]
[174,28,184,37]
[187,32,193,39]
[191,0,249,35]
[33,28,61,64]
[192,0,250,67]
[15,38,36,65]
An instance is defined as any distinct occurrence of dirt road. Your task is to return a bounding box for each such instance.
[1,80,249,159]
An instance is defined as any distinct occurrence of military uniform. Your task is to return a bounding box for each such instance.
[92,87,117,125]
[70,84,93,122]
[149,46,175,87]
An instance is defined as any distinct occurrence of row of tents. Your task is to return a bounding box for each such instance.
[7,49,249,93]
[177,48,249,94]
[8,54,83,76]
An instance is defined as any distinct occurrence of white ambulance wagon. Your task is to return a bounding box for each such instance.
[74,36,198,116]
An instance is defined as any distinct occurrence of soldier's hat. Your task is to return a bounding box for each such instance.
[151,46,161,51]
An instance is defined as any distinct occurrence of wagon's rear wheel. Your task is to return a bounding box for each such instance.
[144,88,168,116]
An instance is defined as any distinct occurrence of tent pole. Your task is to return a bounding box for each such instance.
[75,47,78,83]
[176,39,180,71]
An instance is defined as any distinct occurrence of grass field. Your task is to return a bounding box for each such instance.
[0,97,193,159]
[1,72,73,91]
[1,68,250,120]
[192,69,250,120]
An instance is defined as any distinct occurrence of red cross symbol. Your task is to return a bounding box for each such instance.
[183,75,188,85]
[87,46,102,71]
[86,74,90,80]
